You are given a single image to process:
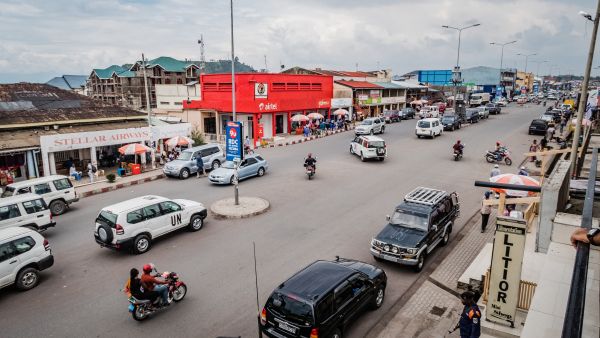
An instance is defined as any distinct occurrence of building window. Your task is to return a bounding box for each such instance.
[299,83,311,90]
[174,102,182,106]
[177,78,183,84]
[273,82,285,91]
[311,83,322,91]
[160,101,170,105]
[165,78,171,84]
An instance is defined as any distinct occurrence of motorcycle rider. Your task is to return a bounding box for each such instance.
[141,264,170,307]
[304,153,317,172]
[126,268,159,304]
[493,141,505,161]
[453,140,464,156]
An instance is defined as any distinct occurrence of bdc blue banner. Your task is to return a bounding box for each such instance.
[225,121,243,161]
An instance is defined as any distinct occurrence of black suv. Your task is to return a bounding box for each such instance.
[260,258,387,338]
[465,108,480,123]
[370,187,460,272]
[400,107,416,119]
[528,119,549,135]
[441,115,463,131]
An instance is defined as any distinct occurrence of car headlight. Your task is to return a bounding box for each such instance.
[392,247,399,254]
[383,245,390,252]
[408,248,417,255]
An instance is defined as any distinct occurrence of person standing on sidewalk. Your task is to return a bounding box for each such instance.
[529,139,539,162]
[490,164,501,177]
[87,162,95,183]
[458,291,481,338]
[481,191,492,233]
[196,155,205,178]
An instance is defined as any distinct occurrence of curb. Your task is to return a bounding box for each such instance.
[210,197,270,219]
[264,127,355,149]
[78,173,165,198]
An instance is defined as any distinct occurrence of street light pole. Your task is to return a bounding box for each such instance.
[570,2,600,177]
[490,40,517,95]
[517,53,537,91]
[442,23,481,115]
[230,0,239,205]
[141,53,155,169]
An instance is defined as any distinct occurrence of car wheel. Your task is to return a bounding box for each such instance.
[360,152,365,162]
[332,328,343,338]
[189,215,203,232]
[16,267,39,291]
[373,255,383,262]
[350,146,354,154]
[380,126,385,134]
[371,286,385,310]
[230,175,235,184]
[379,157,385,161]
[179,168,190,179]
[370,129,374,135]
[458,123,462,129]
[257,167,265,177]
[49,200,67,215]
[417,135,421,139]
[133,234,151,254]
[528,131,532,135]
[211,160,220,170]
[413,253,426,272]
[97,224,113,244]
[451,126,455,131]
[441,226,452,246]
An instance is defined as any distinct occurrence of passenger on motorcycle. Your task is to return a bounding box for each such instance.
[494,142,506,161]
[126,268,159,304]
[453,140,464,156]
[141,264,169,306]
[304,153,317,171]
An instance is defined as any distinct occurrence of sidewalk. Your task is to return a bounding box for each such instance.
[376,211,497,338]
[264,125,355,148]
[74,168,165,198]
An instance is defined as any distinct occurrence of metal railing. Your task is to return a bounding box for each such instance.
[482,268,538,311]
[562,147,598,338]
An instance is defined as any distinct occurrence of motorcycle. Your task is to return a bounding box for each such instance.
[128,267,187,321]
[305,164,316,180]
[453,149,463,161]
[485,148,512,166]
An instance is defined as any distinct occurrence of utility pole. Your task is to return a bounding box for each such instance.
[230,0,239,205]
[141,53,155,169]
[198,35,205,73]
[490,40,517,96]
[264,55,268,72]
[571,2,600,177]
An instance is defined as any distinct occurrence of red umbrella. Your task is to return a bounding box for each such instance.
[118,143,151,155]
[489,174,540,197]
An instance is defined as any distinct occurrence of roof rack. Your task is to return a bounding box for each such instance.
[404,187,447,206]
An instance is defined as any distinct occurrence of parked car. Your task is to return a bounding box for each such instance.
[400,107,416,119]
[1,175,79,216]
[0,227,54,291]
[259,257,387,338]
[94,195,207,254]
[440,115,463,131]
[208,154,268,185]
[350,135,387,162]
[540,113,555,124]
[163,143,225,179]
[517,96,527,104]
[465,109,480,123]
[547,94,557,100]
[382,110,401,123]
[0,194,55,231]
[370,187,460,272]
[494,98,507,107]
[485,103,501,114]
[419,106,440,119]
[476,106,490,119]
[355,117,385,135]
[528,119,549,135]
[415,118,443,138]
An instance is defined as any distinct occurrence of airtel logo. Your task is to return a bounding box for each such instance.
[258,102,278,111]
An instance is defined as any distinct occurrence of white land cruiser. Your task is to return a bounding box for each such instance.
[350,135,387,161]
[94,195,207,254]
[355,117,385,135]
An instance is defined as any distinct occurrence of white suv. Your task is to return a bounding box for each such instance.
[94,195,207,254]
[355,118,385,135]
[1,175,79,215]
[350,135,387,161]
[0,194,55,231]
[0,227,54,291]
[416,118,443,138]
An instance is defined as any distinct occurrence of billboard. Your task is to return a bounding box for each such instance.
[225,121,243,161]
[418,70,452,85]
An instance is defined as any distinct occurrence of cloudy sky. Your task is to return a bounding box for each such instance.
[0,0,598,83]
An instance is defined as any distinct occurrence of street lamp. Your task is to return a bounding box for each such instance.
[516,52,537,74]
[442,23,481,114]
[568,3,600,180]
[490,40,517,96]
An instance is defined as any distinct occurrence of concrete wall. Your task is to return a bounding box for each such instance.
[536,160,571,253]
[156,84,200,111]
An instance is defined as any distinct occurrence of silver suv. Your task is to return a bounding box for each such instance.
[355,117,385,135]
[163,143,225,179]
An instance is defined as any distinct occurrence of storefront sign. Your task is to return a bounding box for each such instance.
[258,102,278,111]
[331,98,352,108]
[486,217,527,327]
[381,97,404,104]
[225,121,243,161]
[358,94,369,101]
[369,90,380,98]
[318,99,330,107]
[255,82,268,99]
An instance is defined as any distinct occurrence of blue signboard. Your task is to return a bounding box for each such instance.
[418,70,452,85]
[533,83,539,94]
[225,121,243,161]
[496,85,503,98]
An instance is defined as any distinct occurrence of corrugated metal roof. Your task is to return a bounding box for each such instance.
[46,75,87,90]
[372,82,403,89]
[335,80,382,89]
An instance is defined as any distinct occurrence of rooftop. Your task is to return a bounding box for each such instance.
[278,261,355,302]
[336,80,383,89]
[46,75,87,90]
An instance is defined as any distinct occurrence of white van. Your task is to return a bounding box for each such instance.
[0,194,55,231]
[416,118,443,138]
[0,227,54,291]
[419,106,440,119]
[1,175,79,215]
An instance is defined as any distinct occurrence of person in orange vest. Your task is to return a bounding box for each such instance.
[456,291,481,338]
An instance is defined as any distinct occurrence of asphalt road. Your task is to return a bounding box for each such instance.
[0,104,542,338]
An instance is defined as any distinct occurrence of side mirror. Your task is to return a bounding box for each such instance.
[386,215,391,221]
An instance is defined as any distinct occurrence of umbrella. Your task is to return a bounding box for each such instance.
[489,174,540,197]
[291,114,309,122]
[333,108,349,116]
[307,112,324,120]
[165,136,194,147]
[118,143,152,155]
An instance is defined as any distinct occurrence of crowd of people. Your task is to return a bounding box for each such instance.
[300,118,349,137]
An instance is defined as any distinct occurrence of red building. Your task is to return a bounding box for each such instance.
[183,73,333,145]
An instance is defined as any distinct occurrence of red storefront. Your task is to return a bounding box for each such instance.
[183,73,333,146]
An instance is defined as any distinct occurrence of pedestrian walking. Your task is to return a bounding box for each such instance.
[490,164,501,177]
[540,137,548,151]
[196,154,205,177]
[546,125,555,141]
[456,291,481,338]
[481,192,491,233]
[559,116,566,136]
[87,161,95,183]
[529,140,539,162]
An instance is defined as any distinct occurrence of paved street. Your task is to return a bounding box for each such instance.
[0,104,541,338]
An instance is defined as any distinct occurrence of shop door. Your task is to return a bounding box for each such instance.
[275,115,284,134]
[248,116,254,139]
[204,117,216,134]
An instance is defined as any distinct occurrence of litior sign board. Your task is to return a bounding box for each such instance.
[225,121,243,161]
[486,217,527,327]
[255,82,268,98]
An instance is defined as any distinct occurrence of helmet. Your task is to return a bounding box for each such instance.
[521,166,525,170]
[307,153,312,158]
[494,164,499,168]
[142,264,153,273]
[496,141,500,146]
[457,140,461,144]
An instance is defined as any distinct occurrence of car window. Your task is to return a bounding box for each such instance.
[334,281,355,309]
[430,210,441,227]
[1,186,15,198]
[368,141,385,148]
[126,209,145,224]
[0,242,16,263]
[418,121,430,128]
[34,183,52,194]
[390,209,428,231]
[96,210,117,227]
[22,199,46,214]
[267,292,314,326]
[353,136,360,143]
[255,155,265,162]
[159,201,182,214]
[246,158,258,166]
[13,236,35,254]
[16,187,31,195]
[315,293,334,323]
[0,204,21,220]
[143,204,162,220]
[53,178,72,191]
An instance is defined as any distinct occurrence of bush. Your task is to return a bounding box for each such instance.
[106,173,116,183]
[190,128,206,146]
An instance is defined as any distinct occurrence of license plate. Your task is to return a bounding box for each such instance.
[278,321,297,334]
[128,304,135,312]
[381,254,397,262]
